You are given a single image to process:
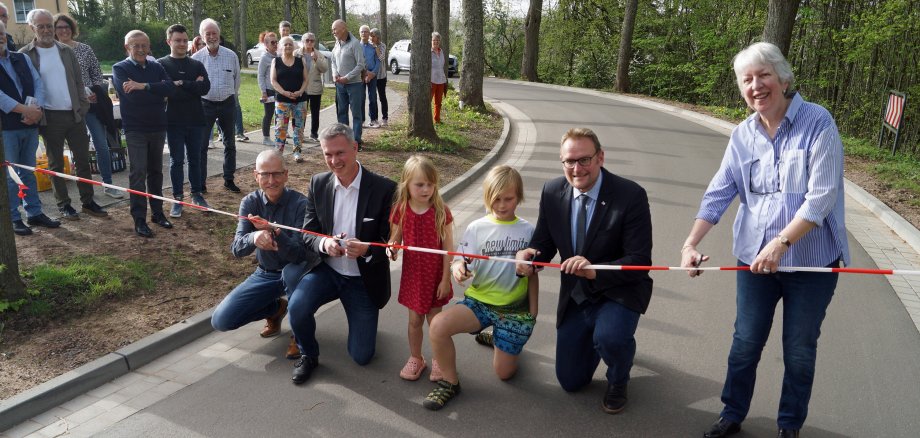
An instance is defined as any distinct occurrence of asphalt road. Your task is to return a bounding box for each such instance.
[95,78,920,437]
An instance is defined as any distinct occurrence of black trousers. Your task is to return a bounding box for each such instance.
[201,96,237,185]
[303,93,322,138]
[125,131,166,221]
[377,78,389,120]
[262,90,275,137]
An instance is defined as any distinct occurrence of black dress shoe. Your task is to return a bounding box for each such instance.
[27,213,61,228]
[135,220,154,238]
[602,382,628,414]
[12,220,33,236]
[81,201,108,217]
[292,356,318,385]
[152,216,174,229]
[704,417,742,438]
[223,180,241,193]
[777,429,799,438]
[59,204,80,220]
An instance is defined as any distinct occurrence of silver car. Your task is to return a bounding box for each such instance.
[387,39,457,77]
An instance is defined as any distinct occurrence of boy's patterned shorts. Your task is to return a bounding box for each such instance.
[459,297,535,356]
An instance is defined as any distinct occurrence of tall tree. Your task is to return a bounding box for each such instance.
[308,0,320,34]
[284,0,292,22]
[0,131,26,302]
[433,0,450,79]
[237,0,248,58]
[615,0,638,92]
[379,0,388,48]
[459,0,484,109]
[408,0,437,140]
[192,0,203,30]
[341,0,347,20]
[112,0,124,22]
[520,0,542,82]
[157,0,165,19]
[763,0,801,56]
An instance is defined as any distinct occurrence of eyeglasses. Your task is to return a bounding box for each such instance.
[34,24,53,30]
[55,25,71,31]
[748,159,780,195]
[561,152,597,169]
[267,41,277,45]
[304,39,315,42]
[129,44,149,50]
[256,171,286,179]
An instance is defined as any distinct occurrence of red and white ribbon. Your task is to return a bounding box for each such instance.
[4,160,919,276]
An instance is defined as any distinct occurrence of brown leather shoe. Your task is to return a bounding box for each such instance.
[286,335,301,360]
[260,298,287,338]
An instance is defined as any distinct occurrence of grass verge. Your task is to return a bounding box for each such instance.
[843,136,920,205]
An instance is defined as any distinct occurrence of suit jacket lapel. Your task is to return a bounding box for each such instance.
[355,169,372,236]
[585,169,613,251]
[322,174,335,235]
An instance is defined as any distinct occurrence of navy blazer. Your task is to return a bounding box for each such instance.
[284,166,396,309]
[530,168,654,327]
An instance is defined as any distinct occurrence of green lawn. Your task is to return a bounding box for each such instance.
[237,74,336,132]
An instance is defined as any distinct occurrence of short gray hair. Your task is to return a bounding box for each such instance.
[431,32,441,40]
[199,18,220,35]
[0,3,8,14]
[370,28,381,38]
[304,32,316,41]
[733,42,794,91]
[359,25,370,32]
[319,123,355,145]
[26,8,52,26]
[279,35,294,47]
[124,30,148,45]
[256,149,285,169]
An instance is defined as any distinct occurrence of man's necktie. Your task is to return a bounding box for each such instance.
[572,194,589,304]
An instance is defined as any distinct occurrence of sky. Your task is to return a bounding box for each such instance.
[346,0,533,18]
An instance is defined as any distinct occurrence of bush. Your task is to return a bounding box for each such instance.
[80,20,174,62]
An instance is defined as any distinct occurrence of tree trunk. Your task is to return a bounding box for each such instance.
[237,0,248,60]
[284,0,292,22]
[112,0,123,22]
[459,0,484,109]
[192,0,203,29]
[308,0,320,34]
[0,123,26,301]
[615,0,638,92]
[341,0,347,20]
[433,0,450,79]
[762,0,801,56]
[157,0,165,19]
[408,0,437,140]
[379,0,388,48]
[520,0,543,82]
[128,0,137,21]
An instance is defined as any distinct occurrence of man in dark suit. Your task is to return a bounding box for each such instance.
[516,127,653,414]
[284,123,397,385]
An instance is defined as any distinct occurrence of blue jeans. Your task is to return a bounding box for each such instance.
[364,77,378,122]
[721,262,839,429]
[335,82,365,142]
[212,268,286,331]
[234,99,245,136]
[85,111,112,184]
[166,124,207,197]
[555,298,641,390]
[3,128,43,221]
[287,263,379,365]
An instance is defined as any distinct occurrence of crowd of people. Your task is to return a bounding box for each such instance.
[4,12,450,237]
[2,8,848,435]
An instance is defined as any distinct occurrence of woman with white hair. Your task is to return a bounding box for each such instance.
[681,42,849,438]
[430,32,447,124]
[370,28,389,127]
[270,35,308,162]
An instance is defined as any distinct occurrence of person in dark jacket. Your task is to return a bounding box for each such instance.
[158,23,211,218]
[112,30,176,237]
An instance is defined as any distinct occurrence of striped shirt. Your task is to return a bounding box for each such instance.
[191,45,240,102]
[696,92,850,267]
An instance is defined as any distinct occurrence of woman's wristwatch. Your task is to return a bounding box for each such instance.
[777,235,791,247]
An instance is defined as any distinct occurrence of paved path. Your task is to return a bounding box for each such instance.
[6,79,920,437]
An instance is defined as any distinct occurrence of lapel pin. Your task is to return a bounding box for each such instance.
[601,201,606,206]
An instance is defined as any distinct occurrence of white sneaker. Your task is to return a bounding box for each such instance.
[262,136,272,146]
[367,121,380,128]
[381,119,388,127]
[294,152,303,163]
[104,187,124,199]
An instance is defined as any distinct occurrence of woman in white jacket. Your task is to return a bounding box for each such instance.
[299,32,328,143]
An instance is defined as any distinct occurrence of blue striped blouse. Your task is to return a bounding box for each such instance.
[696,93,850,267]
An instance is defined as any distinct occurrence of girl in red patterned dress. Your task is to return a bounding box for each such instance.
[388,155,454,381]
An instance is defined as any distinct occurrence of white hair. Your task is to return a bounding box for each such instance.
[199,18,220,35]
[431,32,441,40]
[26,8,52,26]
[359,25,370,32]
[0,3,8,14]
[304,32,316,41]
[733,42,794,91]
[124,29,148,45]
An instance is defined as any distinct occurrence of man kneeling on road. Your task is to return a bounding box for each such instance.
[284,123,396,385]
[212,149,308,360]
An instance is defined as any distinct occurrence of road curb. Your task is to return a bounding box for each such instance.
[0,99,514,433]
[495,78,920,256]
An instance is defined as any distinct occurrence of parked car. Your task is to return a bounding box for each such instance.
[245,34,334,83]
[387,39,457,77]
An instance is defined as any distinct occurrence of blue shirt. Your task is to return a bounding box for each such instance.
[361,41,379,77]
[232,187,309,271]
[570,171,603,252]
[0,51,45,113]
[696,93,850,267]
